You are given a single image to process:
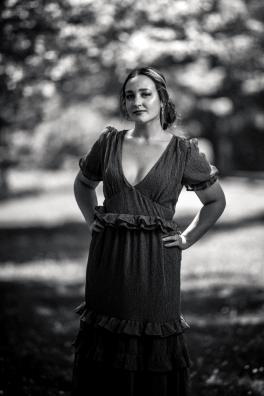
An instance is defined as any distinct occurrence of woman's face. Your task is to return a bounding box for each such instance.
[124,75,162,125]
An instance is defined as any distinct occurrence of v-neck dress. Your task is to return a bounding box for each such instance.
[72,126,219,396]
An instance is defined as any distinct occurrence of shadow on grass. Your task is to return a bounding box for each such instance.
[181,286,264,396]
[0,222,90,263]
[0,279,263,396]
[0,211,264,264]
[0,280,83,396]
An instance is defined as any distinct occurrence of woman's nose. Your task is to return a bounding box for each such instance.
[134,95,143,106]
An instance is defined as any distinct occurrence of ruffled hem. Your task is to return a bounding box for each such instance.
[93,206,181,234]
[74,302,190,338]
[73,320,192,372]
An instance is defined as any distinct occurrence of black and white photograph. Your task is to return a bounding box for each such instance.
[0,0,263,395]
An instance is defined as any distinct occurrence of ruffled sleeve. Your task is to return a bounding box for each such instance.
[182,138,219,191]
[79,126,112,182]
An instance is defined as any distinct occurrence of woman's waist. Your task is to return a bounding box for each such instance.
[93,205,180,233]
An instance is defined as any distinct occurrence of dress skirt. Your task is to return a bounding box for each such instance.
[71,322,192,396]
[71,220,192,396]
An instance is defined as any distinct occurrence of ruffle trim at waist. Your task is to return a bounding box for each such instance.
[94,206,181,234]
[74,302,190,338]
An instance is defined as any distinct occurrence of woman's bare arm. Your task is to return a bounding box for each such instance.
[181,180,226,248]
[73,171,100,227]
[162,180,226,249]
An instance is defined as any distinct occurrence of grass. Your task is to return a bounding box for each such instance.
[0,170,263,395]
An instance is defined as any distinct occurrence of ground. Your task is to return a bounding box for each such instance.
[0,170,263,395]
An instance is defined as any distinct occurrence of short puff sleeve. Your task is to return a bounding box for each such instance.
[79,127,110,182]
[182,138,219,191]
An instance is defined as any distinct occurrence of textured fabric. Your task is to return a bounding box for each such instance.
[72,126,218,395]
[182,137,219,191]
[74,300,190,338]
[73,322,192,372]
[72,355,191,396]
[78,128,109,181]
[77,127,218,328]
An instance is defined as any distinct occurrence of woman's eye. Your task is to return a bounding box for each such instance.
[125,93,151,100]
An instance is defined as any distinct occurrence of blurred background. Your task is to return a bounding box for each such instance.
[0,0,263,395]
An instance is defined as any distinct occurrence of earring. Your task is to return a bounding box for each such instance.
[160,105,165,128]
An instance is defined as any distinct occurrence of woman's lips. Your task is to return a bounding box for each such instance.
[133,110,146,114]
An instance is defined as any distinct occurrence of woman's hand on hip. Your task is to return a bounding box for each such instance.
[162,233,190,250]
[89,219,105,234]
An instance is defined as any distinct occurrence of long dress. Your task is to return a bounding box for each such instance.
[71,126,219,396]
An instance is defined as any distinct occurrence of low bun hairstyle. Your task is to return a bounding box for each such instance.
[120,67,177,130]
[161,99,176,130]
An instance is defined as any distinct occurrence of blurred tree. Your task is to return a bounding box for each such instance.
[0,0,70,195]
[0,0,264,195]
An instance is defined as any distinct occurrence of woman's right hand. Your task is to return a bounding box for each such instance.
[89,219,105,234]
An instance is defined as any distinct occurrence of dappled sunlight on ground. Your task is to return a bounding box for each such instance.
[0,260,86,284]
[181,224,264,287]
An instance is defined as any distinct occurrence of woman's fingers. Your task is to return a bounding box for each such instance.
[89,220,105,233]
[162,234,190,250]
[94,223,105,232]
[162,234,182,247]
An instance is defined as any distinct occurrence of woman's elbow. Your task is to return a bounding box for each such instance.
[73,175,81,201]
[218,194,226,215]
[213,191,226,218]
[218,186,226,210]
[203,190,226,217]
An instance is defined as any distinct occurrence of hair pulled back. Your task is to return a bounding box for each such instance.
[120,66,177,130]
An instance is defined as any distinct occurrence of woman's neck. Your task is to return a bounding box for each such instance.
[131,119,168,141]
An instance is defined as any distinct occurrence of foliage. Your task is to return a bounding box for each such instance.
[31,105,109,169]
[0,0,264,172]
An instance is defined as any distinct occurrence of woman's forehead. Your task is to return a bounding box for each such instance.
[125,75,156,92]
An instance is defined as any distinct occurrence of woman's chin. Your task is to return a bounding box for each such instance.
[131,113,147,120]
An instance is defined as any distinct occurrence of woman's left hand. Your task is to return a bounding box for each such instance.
[89,219,105,234]
[162,234,190,250]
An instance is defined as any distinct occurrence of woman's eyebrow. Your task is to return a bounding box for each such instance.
[125,88,152,93]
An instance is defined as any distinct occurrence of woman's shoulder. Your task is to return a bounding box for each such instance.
[171,131,191,152]
[94,125,120,148]
[170,131,203,164]
[170,127,200,151]
[100,125,118,137]
[100,125,125,140]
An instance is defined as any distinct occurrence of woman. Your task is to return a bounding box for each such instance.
[72,66,226,396]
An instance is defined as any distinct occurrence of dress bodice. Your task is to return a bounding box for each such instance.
[79,126,219,229]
